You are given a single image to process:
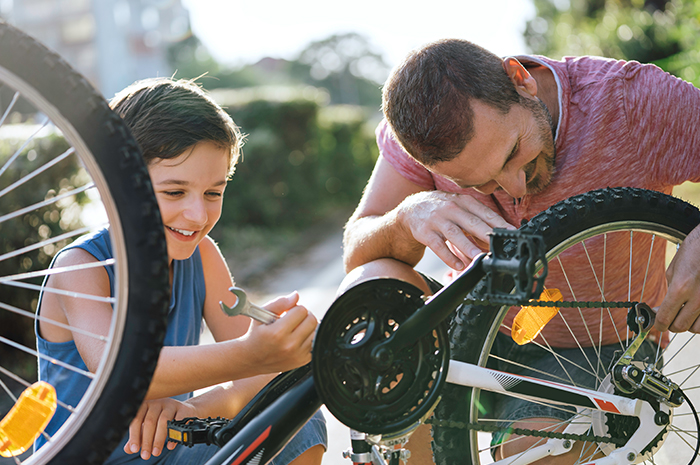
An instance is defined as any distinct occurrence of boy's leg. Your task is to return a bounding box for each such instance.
[270,409,327,465]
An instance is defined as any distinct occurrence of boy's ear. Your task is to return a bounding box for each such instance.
[502,57,538,99]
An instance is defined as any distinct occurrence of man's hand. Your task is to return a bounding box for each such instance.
[124,398,197,460]
[396,191,515,270]
[656,226,700,332]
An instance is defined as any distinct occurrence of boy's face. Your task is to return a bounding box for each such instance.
[148,141,229,262]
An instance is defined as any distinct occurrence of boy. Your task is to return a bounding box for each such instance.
[36,78,326,464]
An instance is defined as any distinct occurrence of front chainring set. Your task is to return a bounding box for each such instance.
[312,278,449,435]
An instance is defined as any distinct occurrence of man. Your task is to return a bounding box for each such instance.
[340,38,700,463]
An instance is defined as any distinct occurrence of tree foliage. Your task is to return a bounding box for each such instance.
[167,32,389,107]
[524,0,700,85]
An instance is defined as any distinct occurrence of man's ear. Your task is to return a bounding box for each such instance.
[503,57,538,98]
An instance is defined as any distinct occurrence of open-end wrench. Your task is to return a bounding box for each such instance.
[219,287,279,325]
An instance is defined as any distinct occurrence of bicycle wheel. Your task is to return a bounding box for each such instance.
[432,187,700,465]
[0,21,169,464]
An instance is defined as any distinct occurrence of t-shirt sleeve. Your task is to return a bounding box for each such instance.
[624,62,700,185]
[375,119,437,190]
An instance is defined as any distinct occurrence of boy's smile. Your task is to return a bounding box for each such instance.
[148,141,229,263]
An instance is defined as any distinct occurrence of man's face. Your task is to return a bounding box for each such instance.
[427,97,556,199]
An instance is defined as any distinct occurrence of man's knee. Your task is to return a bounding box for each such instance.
[338,258,433,296]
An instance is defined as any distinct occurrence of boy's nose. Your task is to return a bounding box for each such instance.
[183,199,208,224]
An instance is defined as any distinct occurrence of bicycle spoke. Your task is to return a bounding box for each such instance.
[501,323,599,382]
[0,335,94,379]
[0,90,20,127]
[668,425,698,451]
[663,334,697,369]
[487,353,575,385]
[0,146,75,199]
[0,225,97,263]
[0,301,108,342]
[0,181,95,225]
[0,116,48,179]
[639,234,655,303]
[0,365,76,413]
[0,376,19,403]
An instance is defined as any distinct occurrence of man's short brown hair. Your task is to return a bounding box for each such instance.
[382,39,520,166]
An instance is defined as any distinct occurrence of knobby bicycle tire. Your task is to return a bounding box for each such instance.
[0,21,169,464]
[432,187,700,465]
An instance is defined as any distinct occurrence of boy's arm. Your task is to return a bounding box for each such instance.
[46,247,316,399]
[145,293,314,399]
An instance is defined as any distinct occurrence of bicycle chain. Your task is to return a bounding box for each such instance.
[424,417,627,446]
[430,296,640,445]
[462,298,638,309]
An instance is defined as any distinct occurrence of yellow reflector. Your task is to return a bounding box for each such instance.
[511,288,563,345]
[169,429,183,442]
[0,381,57,457]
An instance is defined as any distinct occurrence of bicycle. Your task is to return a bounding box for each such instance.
[2,17,700,465]
[0,20,169,464]
[168,186,700,465]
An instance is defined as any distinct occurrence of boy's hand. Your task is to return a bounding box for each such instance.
[124,398,198,460]
[244,291,318,373]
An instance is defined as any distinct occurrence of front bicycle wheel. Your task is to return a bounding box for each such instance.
[0,21,169,464]
[432,187,700,465]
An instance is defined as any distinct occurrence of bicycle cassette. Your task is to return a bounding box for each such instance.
[312,278,449,434]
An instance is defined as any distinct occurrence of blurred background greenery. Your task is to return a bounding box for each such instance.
[163,32,390,284]
[162,0,700,283]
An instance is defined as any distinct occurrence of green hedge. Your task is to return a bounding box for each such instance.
[210,87,379,244]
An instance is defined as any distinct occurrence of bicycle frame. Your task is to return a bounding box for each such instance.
[446,360,665,465]
[182,230,678,465]
[204,370,321,465]
[200,357,663,465]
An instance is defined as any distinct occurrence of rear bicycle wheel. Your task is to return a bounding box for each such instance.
[0,21,169,464]
[432,187,700,465]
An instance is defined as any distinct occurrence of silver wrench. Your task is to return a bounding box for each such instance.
[219,287,279,325]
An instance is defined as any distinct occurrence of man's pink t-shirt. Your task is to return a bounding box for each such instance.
[378,55,700,348]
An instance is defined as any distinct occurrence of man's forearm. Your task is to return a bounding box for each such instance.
[342,212,425,273]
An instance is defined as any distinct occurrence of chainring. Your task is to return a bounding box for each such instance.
[312,278,450,434]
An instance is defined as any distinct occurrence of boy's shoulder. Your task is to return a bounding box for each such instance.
[198,235,226,264]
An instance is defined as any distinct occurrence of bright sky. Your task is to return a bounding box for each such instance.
[181,0,536,71]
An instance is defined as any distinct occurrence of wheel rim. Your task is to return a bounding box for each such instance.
[469,220,699,464]
[1,64,128,463]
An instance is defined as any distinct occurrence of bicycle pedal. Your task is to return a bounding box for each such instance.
[167,417,228,447]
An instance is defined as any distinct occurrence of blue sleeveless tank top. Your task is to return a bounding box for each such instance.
[35,228,206,459]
